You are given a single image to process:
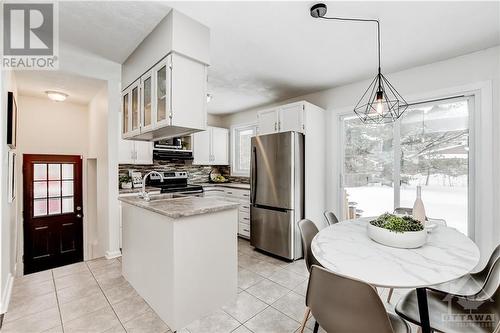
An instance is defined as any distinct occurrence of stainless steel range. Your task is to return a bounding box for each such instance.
[147,171,203,194]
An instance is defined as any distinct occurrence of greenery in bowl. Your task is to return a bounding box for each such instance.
[370,213,424,233]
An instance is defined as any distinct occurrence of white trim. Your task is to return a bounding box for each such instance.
[230,122,257,177]
[105,250,122,259]
[0,273,14,314]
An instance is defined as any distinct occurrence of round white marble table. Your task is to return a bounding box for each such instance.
[311,217,480,333]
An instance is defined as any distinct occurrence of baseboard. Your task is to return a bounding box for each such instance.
[0,273,14,314]
[105,250,122,259]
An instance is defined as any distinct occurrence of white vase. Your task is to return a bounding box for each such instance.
[413,186,426,225]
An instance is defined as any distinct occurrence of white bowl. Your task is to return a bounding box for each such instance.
[367,223,427,249]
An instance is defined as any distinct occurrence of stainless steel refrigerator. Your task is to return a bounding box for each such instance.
[250,131,304,260]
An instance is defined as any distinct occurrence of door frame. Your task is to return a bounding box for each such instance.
[22,154,84,274]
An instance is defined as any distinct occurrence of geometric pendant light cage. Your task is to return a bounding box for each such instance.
[310,3,408,124]
[354,70,408,124]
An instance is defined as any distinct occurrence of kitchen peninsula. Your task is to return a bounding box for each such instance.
[119,195,239,331]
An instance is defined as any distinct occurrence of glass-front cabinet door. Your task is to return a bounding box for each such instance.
[154,55,172,127]
[140,71,154,132]
[121,91,129,137]
[130,79,141,136]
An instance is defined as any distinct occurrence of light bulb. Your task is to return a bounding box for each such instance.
[375,90,384,115]
[376,99,383,114]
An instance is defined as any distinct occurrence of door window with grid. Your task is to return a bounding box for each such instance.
[33,163,75,216]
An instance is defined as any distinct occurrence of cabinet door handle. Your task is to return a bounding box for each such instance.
[274,122,277,131]
[278,121,281,131]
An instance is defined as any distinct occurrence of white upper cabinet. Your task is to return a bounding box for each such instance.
[192,129,211,165]
[140,70,154,133]
[279,103,304,133]
[193,126,229,165]
[211,127,229,165]
[154,56,172,128]
[257,109,279,135]
[122,53,207,141]
[121,9,210,141]
[257,102,305,135]
[122,79,141,139]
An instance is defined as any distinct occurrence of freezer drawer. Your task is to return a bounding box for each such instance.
[250,205,301,260]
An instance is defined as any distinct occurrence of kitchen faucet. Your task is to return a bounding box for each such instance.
[140,171,164,201]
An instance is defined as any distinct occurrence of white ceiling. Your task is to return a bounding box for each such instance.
[16,71,106,105]
[23,1,500,113]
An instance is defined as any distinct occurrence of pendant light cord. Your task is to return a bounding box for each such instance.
[317,16,381,72]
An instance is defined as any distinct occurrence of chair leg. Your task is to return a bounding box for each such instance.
[387,288,394,303]
[299,307,311,333]
[313,321,320,333]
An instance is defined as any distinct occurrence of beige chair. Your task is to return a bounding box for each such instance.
[396,258,500,333]
[298,219,321,332]
[301,265,411,333]
[323,210,339,226]
[298,219,321,272]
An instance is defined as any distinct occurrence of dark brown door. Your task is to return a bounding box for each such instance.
[23,154,83,274]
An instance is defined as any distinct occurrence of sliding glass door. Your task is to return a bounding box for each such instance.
[341,96,473,235]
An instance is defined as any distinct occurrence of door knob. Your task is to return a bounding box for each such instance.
[76,214,82,218]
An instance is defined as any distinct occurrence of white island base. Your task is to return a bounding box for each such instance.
[121,199,238,332]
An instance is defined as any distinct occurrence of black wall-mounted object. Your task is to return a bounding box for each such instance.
[7,91,17,149]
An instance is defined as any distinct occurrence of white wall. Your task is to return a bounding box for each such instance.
[88,86,110,259]
[0,70,18,313]
[17,96,89,154]
[58,42,122,260]
[221,46,500,260]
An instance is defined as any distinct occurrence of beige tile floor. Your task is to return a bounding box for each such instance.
[2,238,414,333]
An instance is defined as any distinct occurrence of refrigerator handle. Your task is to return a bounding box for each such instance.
[251,146,257,204]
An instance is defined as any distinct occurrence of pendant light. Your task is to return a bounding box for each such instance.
[310,3,408,123]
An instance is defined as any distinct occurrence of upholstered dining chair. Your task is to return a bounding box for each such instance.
[298,219,321,333]
[323,210,339,226]
[396,258,500,333]
[301,265,411,333]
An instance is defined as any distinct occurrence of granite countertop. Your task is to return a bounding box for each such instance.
[198,183,250,190]
[119,195,239,219]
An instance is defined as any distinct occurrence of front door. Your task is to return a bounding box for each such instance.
[23,154,83,274]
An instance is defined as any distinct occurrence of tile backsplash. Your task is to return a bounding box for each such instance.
[118,160,249,187]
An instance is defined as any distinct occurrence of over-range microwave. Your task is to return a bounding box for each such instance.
[153,137,193,160]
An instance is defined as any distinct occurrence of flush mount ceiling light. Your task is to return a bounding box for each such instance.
[310,3,408,124]
[45,91,68,102]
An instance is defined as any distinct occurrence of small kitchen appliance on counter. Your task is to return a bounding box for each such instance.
[147,171,203,194]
